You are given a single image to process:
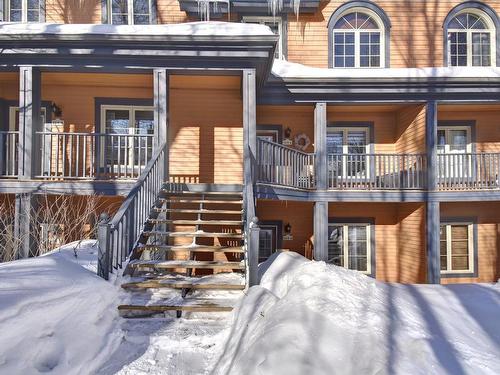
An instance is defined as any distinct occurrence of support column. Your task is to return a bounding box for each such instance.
[18,66,42,180]
[153,68,168,150]
[425,100,440,283]
[243,69,257,224]
[314,102,327,190]
[314,201,328,261]
[14,193,37,259]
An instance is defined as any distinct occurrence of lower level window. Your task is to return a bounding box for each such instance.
[328,223,371,274]
[440,223,474,274]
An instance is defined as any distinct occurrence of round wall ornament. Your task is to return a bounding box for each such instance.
[294,133,311,151]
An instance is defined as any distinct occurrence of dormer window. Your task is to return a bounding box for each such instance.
[107,0,154,25]
[447,11,496,67]
[5,0,42,22]
[243,16,286,60]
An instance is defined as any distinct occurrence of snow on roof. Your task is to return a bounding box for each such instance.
[0,21,274,37]
[272,59,500,79]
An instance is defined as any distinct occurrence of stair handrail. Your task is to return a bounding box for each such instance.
[97,142,167,280]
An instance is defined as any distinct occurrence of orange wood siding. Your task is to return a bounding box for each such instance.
[169,75,243,184]
[328,105,398,154]
[257,105,314,153]
[256,200,314,257]
[395,104,426,154]
[439,105,500,153]
[287,0,500,68]
[397,203,426,283]
[441,202,500,284]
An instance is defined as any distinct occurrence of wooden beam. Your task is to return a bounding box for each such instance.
[314,102,327,190]
[426,201,441,284]
[313,201,328,261]
[18,66,42,180]
[14,193,37,259]
[426,100,438,191]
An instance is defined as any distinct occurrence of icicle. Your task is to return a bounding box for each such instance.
[196,0,230,22]
[266,0,301,17]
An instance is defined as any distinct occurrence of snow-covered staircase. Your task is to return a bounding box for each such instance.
[118,185,246,318]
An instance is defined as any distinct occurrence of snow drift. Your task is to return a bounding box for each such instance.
[214,252,500,375]
[0,241,123,375]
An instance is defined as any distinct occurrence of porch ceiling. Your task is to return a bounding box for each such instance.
[0,22,278,87]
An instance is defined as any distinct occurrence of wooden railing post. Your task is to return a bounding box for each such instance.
[248,216,260,287]
[97,212,111,280]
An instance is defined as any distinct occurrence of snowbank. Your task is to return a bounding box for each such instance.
[214,252,500,375]
[0,240,123,375]
[272,59,500,79]
[0,21,274,37]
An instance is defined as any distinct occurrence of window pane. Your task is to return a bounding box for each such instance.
[347,226,368,272]
[112,14,128,25]
[106,110,130,133]
[334,57,344,68]
[259,229,274,261]
[328,226,343,266]
[327,132,343,154]
[27,0,39,9]
[335,13,356,29]
[9,10,22,21]
[134,0,149,13]
[348,225,367,241]
[112,0,128,24]
[449,130,467,152]
[134,15,150,25]
[360,56,369,67]
[452,256,469,270]
[10,0,22,8]
[450,225,470,271]
[468,14,487,29]
[27,10,39,22]
[345,43,355,56]
[345,33,355,44]
[334,33,344,44]
[345,57,355,67]
[347,131,367,154]
[348,256,367,271]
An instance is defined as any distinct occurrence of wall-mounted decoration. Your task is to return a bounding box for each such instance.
[283,222,293,241]
[294,133,311,151]
[283,126,293,146]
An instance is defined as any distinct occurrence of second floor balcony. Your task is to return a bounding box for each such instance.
[256,138,500,192]
[0,130,153,181]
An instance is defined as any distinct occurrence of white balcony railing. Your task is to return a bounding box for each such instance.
[0,131,19,178]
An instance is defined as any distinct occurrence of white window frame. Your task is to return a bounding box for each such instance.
[328,223,372,274]
[328,126,370,179]
[440,223,474,274]
[242,16,285,60]
[332,8,385,68]
[5,0,41,23]
[447,10,497,67]
[437,126,472,154]
[8,106,46,131]
[100,104,154,170]
[108,0,152,25]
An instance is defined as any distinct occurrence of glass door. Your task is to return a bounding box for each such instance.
[437,127,471,180]
[327,128,369,181]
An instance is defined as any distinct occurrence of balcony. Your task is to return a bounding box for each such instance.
[0,130,154,181]
[256,139,500,192]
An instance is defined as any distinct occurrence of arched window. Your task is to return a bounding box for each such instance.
[332,11,383,68]
[447,11,496,66]
[443,2,499,67]
[328,2,391,69]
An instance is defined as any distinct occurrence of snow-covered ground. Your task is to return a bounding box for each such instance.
[1,245,498,374]
[0,241,234,375]
[214,252,500,375]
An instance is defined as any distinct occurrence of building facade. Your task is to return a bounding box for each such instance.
[0,0,499,284]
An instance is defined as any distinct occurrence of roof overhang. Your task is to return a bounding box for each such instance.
[0,23,278,86]
[178,0,321,18]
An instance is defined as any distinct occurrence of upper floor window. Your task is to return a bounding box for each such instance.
[243,16,285,60]
[447,11,496,67]
[332,11,385,68]
[328,222,372,274]
[6,0,42,22]
[108,0,153,25]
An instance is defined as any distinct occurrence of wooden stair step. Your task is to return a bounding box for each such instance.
[162,190,242,197]
[154,208,243,214]
[118,303,233,313]
[138,245,244,253]
[129,260,245,269]
[121,279,245,290]
[147,219,243,226]
[160,199,243,204]
[143,231,243,238]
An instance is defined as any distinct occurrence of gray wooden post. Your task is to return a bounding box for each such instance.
[313,201,328,261]
[314,102,327,190]
[13,193,38,259]
[18,66,42,180]
[243,69,257,224]
[248,216,260,287]
[425,100,441,284]
[153,69,168,149]
[97,213,111,280]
